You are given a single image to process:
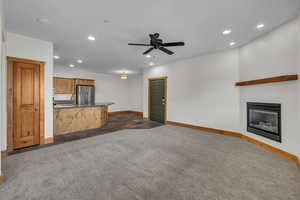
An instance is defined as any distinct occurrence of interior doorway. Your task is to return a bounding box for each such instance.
[148,77,167,123]
[7,57,45,151]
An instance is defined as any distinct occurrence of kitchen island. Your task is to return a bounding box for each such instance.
[54,102,114,135]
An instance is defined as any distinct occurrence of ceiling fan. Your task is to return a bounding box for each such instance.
[128,33,185,55]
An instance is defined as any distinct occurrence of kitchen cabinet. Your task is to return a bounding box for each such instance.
[101,106,108,124]
[53,77,95,103]
[54,77,95,94]
[54,104,112,135]
[54,77,95,104]
[54,77,74,94]
[75,79,95,86]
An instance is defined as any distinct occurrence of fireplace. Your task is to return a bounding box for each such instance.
[247,102,281,142]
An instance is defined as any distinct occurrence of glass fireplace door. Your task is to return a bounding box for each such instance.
[247,102,281,142]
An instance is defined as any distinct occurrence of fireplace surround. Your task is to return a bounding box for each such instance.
[247,102,281,142]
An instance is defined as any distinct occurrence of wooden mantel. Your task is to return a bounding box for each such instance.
[235,75,298,86]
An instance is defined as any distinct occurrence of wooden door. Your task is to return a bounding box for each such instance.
[13,62,40,149]
[149,78,166,123]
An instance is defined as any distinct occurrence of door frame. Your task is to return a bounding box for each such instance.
[7,57,45,152]
[148,76,167,123]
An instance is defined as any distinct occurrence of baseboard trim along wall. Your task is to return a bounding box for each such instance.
[166,121,241,138]
[166,120,299,168]
[1,150,8,156]
[241,135,298,163]
[128,111,143,115]
[1,137,54,156]
[0,173,4,184]
[109,110,143,116]
[43,137,54,145]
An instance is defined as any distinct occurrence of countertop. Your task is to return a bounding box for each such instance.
[54,102,114,110]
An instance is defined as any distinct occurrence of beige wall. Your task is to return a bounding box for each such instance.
[143,16,300,157]
[239,17,300,157]
[2,32,54,151]
[54,65,138,112]
[0,0,4,177]
[298,15,300,157]
[128,75,143,112]
[143,49,240,132]
[54,65,143,112]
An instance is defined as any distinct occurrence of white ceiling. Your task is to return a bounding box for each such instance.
[4,0,300,74]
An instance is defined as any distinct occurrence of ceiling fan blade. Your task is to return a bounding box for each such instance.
[143,47,154,55]
[159,47,174,55]
[162,42,185,47]
[128,43,151,46]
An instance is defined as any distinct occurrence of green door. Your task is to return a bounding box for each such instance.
[149,79,166,123]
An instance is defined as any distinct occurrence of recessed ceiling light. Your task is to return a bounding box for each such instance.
[53,55,60,59]
[88,36,96,41]
[69,64,75,68]
[230,42,236,46]
[149,62,155,66]
[77,59,83,63]
[222,29,232,35]
[256,23,265,29]
[145,54,151,58]
[36,18,50,24]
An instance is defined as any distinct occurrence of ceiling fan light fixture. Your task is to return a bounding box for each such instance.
[129,33,184,56]
[36,18,50,24]
[145,54,151,58]
[120,74,128,79]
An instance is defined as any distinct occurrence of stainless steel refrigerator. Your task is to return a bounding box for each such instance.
[76,85,95,105]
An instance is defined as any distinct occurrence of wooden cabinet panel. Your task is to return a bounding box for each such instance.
[101,106,108,124]
[54,106,107,135]
[54,77,74,94]
[75,79,95,86]
[53,77,94,104]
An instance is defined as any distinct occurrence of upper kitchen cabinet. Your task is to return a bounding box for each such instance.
[53,77,95,95]
[75,79,95,86]
[54,77,75,94]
